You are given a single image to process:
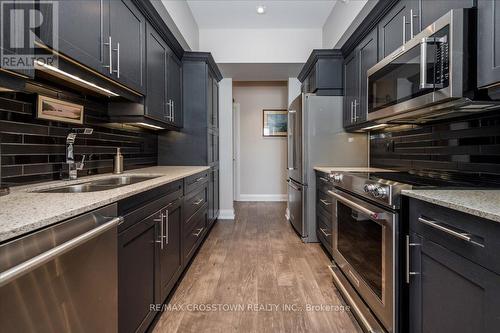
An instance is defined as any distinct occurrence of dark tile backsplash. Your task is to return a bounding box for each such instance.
[0,92,157,186]
[370,111,500,182]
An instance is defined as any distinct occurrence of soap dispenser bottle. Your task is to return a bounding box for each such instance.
[113,148,124,174]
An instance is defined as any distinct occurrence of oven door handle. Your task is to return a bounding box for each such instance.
[327,190,386,221]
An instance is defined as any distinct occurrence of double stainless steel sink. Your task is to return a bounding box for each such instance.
[34,176,160,193]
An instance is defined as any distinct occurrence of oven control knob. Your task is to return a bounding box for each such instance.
[332,173,343,183]
[364,184,376,193]
[373,186,388,199]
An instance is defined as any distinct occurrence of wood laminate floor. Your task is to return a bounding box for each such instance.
[153,202,362,333]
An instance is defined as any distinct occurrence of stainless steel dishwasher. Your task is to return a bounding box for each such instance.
[0,204,122,333]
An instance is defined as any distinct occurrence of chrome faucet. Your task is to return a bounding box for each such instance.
[66,128,93,180]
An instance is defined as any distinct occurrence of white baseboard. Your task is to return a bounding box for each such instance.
[218,209,235,220]
[237,194,287,202]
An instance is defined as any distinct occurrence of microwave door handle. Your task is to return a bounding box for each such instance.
[420,37,446,89]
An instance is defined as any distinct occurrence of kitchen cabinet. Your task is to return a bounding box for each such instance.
[477,0,500,94]
[157,199,182,301]
[420,0,474,31]
[118,210,157,333]
[298,50,343,96]
[183,203,208,264]
[315,172,333,255]
[343,50,358,128]
[168,54,183,127]
[343,28,377,129]
[146,23,168,122]
[378,0,418,58]
[208,166,220,227]
[407,198,500,333]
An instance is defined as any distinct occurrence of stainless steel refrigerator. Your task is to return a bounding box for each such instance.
[287,93,368,242]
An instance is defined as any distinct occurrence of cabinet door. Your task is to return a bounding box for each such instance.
[207,72,214,127]
[145,23,168,122]
[53,0,109,74]
[356,28,378,124]
[118,213,157,333]
[409,233,500,333]
[109,0,146,93]
[378,1,416,58]
[421,0,474,30]
[208,168,215,222]
[212,78,219,129]
[214,167,219,221]
[343,51,358,128]
[157,201,182,301]
[168,54,183,127]
[477,0,500,89]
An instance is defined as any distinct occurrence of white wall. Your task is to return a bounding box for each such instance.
[287,78,301,107]
[322,0,368,48]
[218,78,235,219]
[199,28,322,63]
[233,82,288,201]
[161,0,199,50]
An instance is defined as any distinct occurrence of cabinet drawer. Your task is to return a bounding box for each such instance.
[183,205,208,262]
[316,173,333,194]
[184,171,209,194]
[317,212,332,251]
[317,190,334,215]
[409,198,500,275]
[184,184,208,221]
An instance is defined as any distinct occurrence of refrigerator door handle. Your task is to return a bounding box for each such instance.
[287,110,296,170]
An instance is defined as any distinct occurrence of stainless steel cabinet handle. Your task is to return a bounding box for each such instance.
[410,9,418,38]
[319,228,331,237]
[320,199,332,206]
[172,100,175,122]
[328,190,386,221]
[350,100,354,123]
[0,216,122,287]
[155,213,165,250]
[164,210,169,245]
[193,198,204,206]
[405,235,420,283]
[402,15,407,44]
[103,36,112,74]
[195,177,205,182]
[353,100,358,121]
[113,42,120,78]
[418,216,475,243]
[193,228,204,237]
[319,177,330,183]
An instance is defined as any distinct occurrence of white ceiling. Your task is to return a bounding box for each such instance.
[219,63,303,81]
[187,0,337,29]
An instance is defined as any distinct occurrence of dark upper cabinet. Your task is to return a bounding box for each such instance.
[109,0,146,94]
[157,200,182,301]
[343,50,358,128]
[50,0,109,75]
[378,1,417,58]
[357,28,378,125]
[420,0,474,30]
[477,0,500,92]
[146,23,168,122]
[408,233,500,333]
[118,212,157,333]
[211,77,219,128]
[168,54,183,127]
[343,28,377,129]
[298,50,343,96]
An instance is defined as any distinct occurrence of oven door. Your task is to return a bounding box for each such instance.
[328,189,396,332]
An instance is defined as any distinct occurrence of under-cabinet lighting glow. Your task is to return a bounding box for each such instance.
[256,5,266,14]
[361,123,389,131]
[131,122,165,130]
[34,60,119,97]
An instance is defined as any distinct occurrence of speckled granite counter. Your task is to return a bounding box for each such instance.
[0,166,209,242]
[403,189,500,223]
[314,166,396,173]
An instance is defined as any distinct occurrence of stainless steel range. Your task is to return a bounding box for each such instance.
[327,170,500,333]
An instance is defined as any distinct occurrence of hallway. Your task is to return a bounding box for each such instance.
[153,202,362,333]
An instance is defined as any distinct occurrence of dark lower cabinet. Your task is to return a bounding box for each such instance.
[409,233,500,333]
[183,204,208,264]
[407,197,500,333]
[118,210,158,333]
[157,199,182,301]
[208,166,219,226]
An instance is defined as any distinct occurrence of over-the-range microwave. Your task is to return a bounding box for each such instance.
[367,8,498,124]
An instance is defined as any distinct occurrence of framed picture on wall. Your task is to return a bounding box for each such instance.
[37,95,84,124]
[263,109,287,137]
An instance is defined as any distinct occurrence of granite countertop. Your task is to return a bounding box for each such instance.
[314,166,396,173]
[0,166,210,242]
[403,189,500,223]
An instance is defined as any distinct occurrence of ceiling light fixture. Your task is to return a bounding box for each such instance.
[256,5,266,14]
